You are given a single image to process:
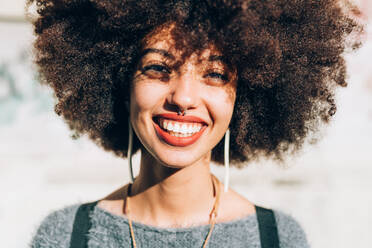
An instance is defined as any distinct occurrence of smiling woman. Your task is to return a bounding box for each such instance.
[131,27,236,167]
[27,0,362,247]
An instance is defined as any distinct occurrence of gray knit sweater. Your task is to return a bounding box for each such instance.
[30,203,310,248]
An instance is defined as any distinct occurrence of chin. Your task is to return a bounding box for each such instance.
[154,149,207,169]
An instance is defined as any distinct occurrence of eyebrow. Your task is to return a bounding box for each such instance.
[140,48,230,67]
[208,55,224,62]
[208,55,230,66]
[140,48,175,60]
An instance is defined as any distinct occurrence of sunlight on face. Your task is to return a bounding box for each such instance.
[129,24,237,168]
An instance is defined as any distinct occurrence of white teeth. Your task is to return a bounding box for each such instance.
[192,125,197,133]
[181,123,188,133]
[163,120,168,129]
[174,123,180,132]
[190,126,194,132]
[167,122,174,131]
[158,118,204,136]
[186,125,191,134]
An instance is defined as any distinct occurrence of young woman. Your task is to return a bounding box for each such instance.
[28,0,361,247]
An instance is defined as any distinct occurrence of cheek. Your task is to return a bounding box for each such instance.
[131,82,167,113]
[204,86,236,125]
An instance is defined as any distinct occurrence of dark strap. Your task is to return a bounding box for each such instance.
[69,201,99,248]
[255,205,280,248]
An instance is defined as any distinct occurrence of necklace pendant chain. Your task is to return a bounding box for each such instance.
[125,174,221,248]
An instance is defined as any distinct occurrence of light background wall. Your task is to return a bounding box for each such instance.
[1,1,371,248]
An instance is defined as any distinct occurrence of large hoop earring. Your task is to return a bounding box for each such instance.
[127,118,135,183]
[224,128,230,192]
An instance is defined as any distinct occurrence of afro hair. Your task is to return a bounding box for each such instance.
[27,0,363,167]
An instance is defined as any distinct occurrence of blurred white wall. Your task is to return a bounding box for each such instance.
[0,0,25,16]
[0,1,372,248]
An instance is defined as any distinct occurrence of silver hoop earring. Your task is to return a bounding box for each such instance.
[224,128,230,192]
[127,118,135,183]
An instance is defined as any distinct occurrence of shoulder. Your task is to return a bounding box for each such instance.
[273,209,310,248]
[29,203,82,248]
[218,188,256,222]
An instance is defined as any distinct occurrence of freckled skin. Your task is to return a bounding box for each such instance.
[130,25,237,168]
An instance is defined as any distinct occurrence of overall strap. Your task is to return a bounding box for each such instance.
[255,205,280,248]
[69,201,99,248]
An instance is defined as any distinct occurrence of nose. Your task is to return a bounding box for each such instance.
[166,73,199,112]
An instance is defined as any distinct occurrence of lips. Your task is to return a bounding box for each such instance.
[152,113,208,147]
[154,113,208,124]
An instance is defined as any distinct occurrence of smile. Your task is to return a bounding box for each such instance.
[153,114,208,147]
[159,118,203,137]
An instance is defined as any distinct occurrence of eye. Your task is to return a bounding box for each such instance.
[142,64,170,74]
[204,72,229,82]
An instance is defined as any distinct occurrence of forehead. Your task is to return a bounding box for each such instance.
[142,24,176,50]
[141,23,223,62]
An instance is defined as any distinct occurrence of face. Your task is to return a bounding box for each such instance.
[129,25,237,168]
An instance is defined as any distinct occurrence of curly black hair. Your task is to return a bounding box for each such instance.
[27,0,362,167]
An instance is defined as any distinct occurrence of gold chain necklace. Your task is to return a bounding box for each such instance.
[124,174,221,248]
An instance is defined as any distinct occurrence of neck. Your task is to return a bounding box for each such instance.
[129,149,216,227]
